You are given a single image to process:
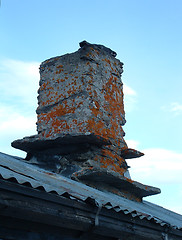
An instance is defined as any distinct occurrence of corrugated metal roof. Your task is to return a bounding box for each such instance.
[0,152,182,230]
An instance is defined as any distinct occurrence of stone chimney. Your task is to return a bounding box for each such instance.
[12,41,160,201]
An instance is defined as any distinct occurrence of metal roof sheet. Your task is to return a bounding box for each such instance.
[0,152,182,230]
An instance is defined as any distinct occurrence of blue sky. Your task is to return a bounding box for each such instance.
[0,0,182,214]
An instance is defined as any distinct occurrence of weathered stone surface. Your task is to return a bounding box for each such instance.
[121,148,144,159]
[12,41,160,200]
[12,41,130,174]
[12,133,111,154]
[72,169,161,202]
[36,41,126,148]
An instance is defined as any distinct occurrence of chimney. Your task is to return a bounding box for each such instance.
[12,41,160,201]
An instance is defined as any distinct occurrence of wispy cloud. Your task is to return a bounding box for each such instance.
[0,59,39,156]
[0,59,40,108]
[0,104,36,134]
[125,139,140,149]
[121,139,182,213]
[0,103,37,156]
[123,84,137,96]
[127,147,182,184]
[123,83,137,112]
[162,102,182,116]
[170,102,182,114]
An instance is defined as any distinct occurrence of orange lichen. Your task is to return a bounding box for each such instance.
[103,75,125,116]
[105,58,111,65]
[38,55,126,150]
[56,65,63,69]
[95,50,100,55]
[82,75,125,144]
[125,177,134,184]
[97,149,126,176]
[86,118,108,139]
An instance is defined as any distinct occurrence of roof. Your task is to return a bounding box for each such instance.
[0,151,182,231]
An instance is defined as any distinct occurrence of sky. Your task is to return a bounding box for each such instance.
[0,0,182,214]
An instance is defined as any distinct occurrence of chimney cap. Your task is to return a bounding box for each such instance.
[79,40,117,57]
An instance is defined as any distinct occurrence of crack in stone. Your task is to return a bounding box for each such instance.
[111,72,120,78]
[80,56,100,65]
[36,90,89,114]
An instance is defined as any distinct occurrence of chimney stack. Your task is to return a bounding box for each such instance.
[12,41,160,201]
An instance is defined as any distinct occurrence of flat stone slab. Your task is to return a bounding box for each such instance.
[72,168,161,201]
[11,133,111,154]
[121,148,144,159]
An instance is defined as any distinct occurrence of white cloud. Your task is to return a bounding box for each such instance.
[123,84,137,96]
[125,139,140,149]
[123,83,137,112]
[126,145,182,213]
[0,59,39,156]
[0,104,37,155]
[0,104,36,134]
[127,148,182,184]
[0,59,40,107]
[170,102,182,114]
[162,102,182,116]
